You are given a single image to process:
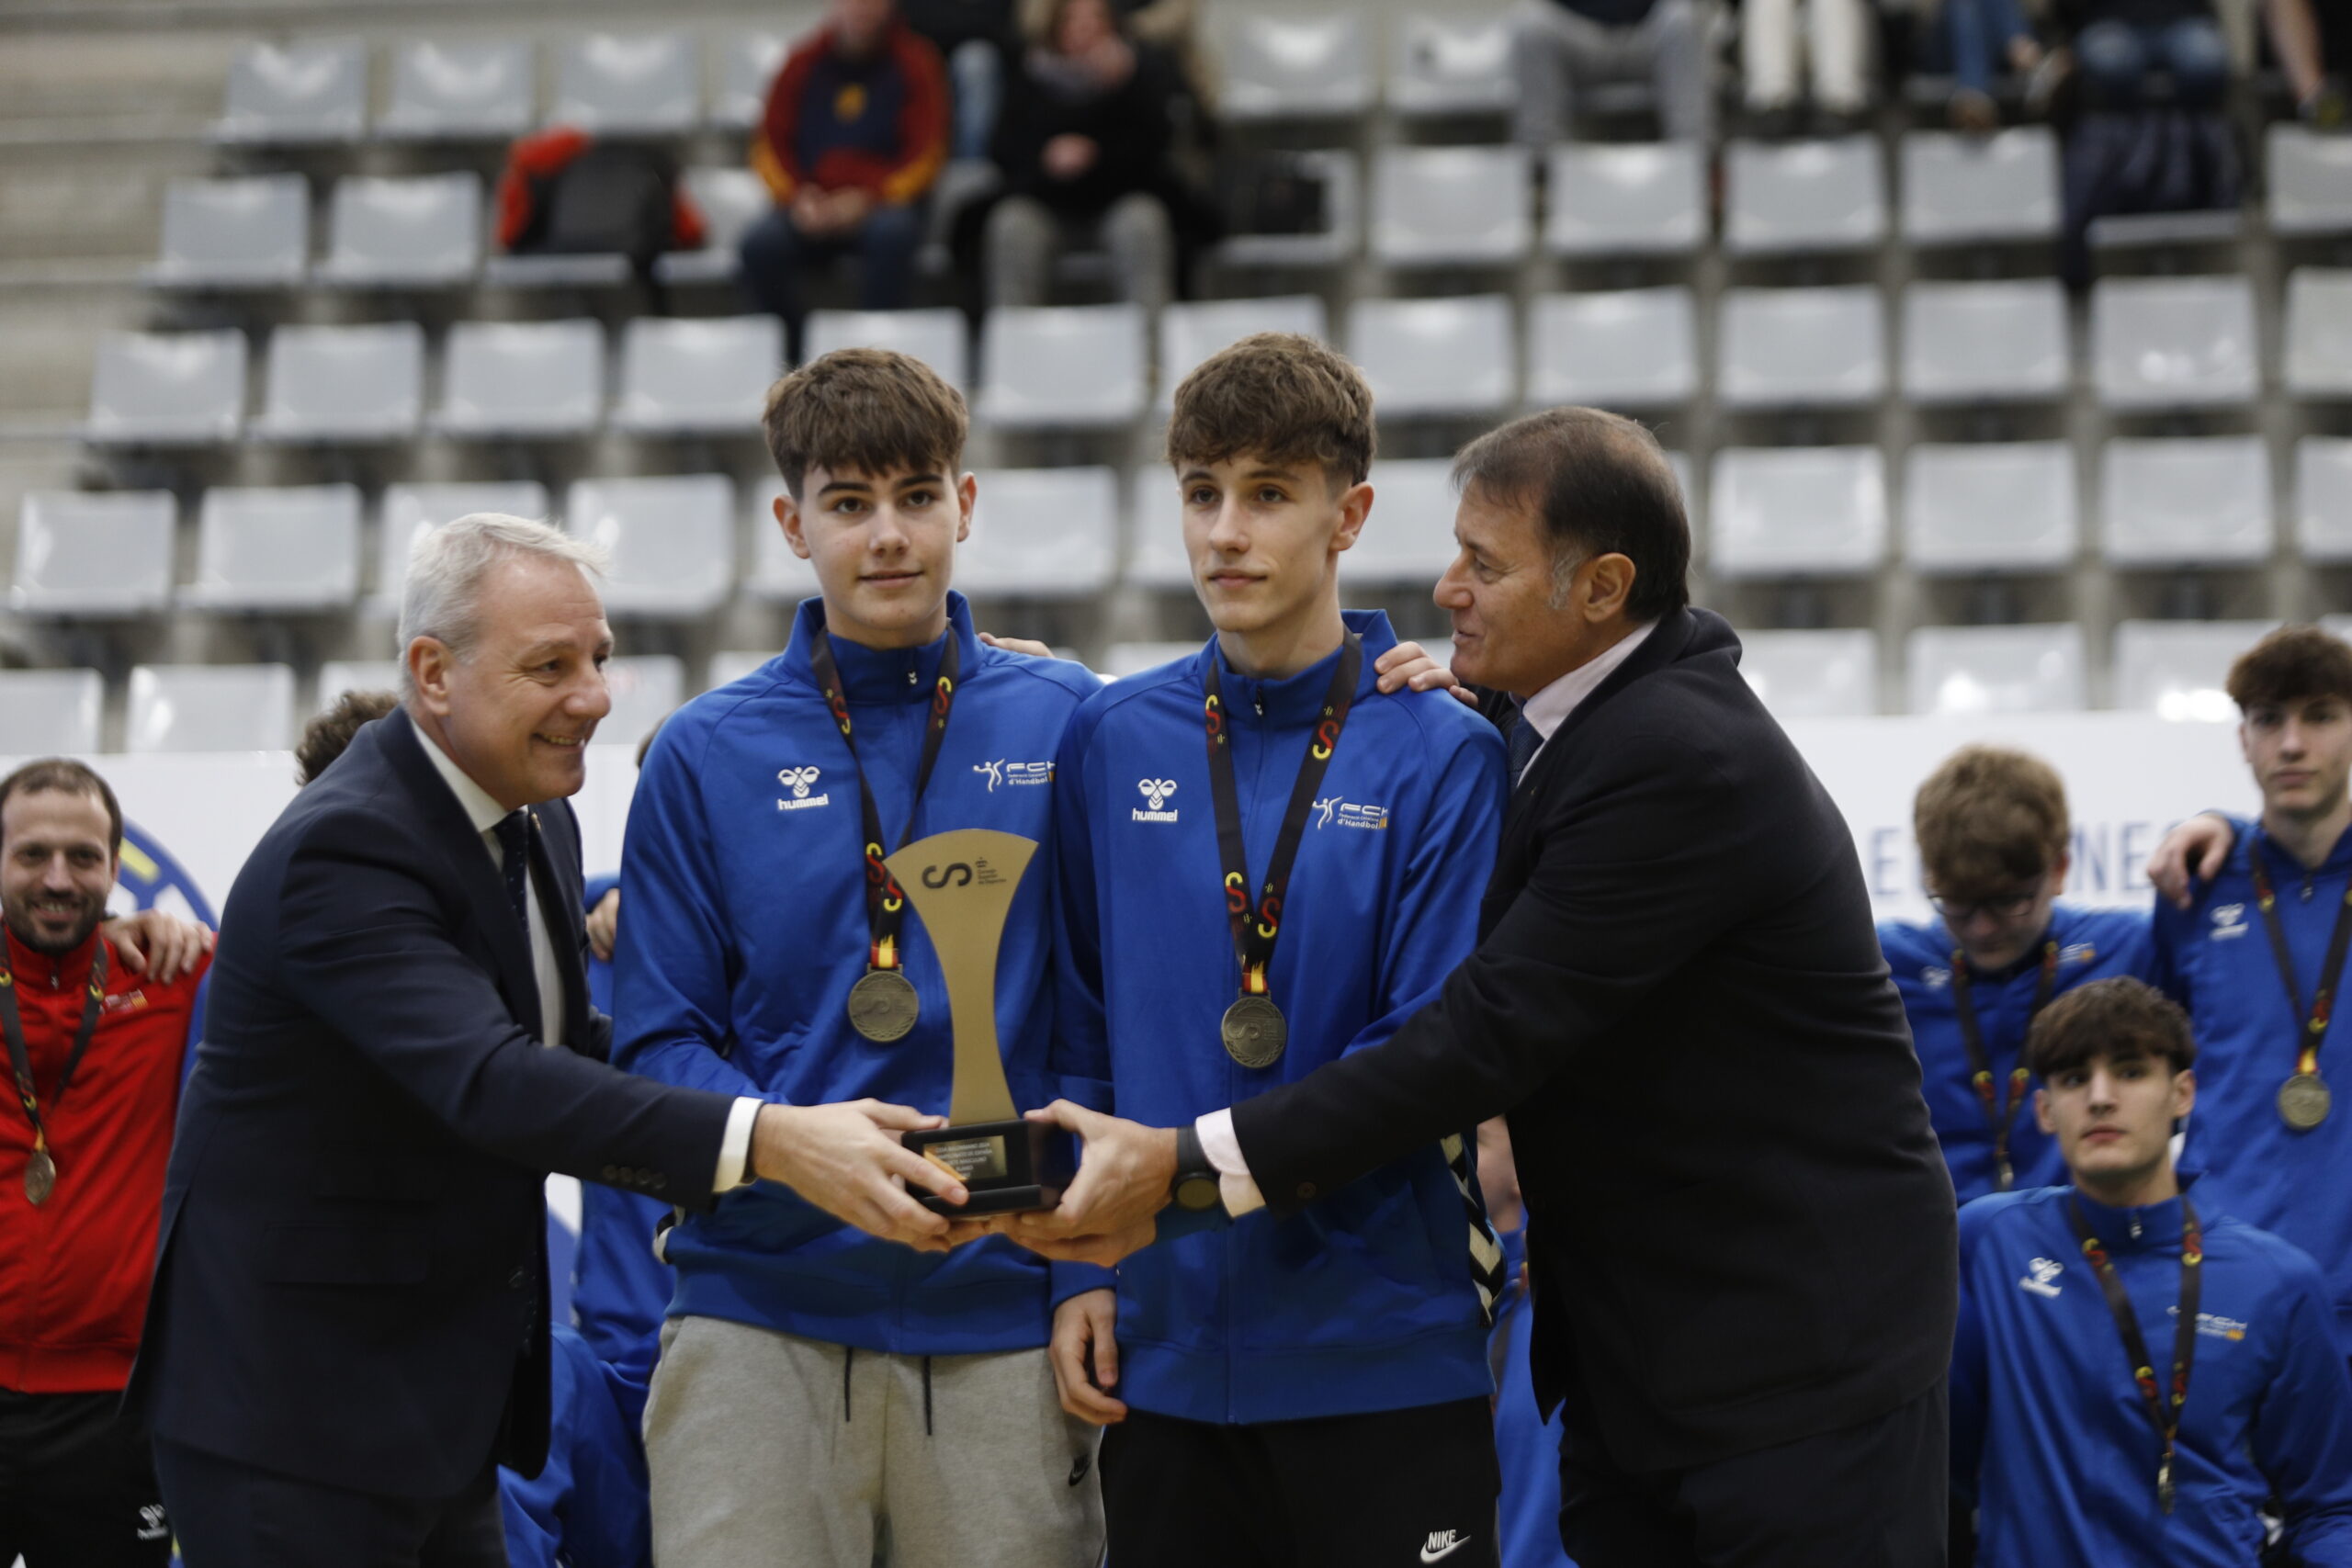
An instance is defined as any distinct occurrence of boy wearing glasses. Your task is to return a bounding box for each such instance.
[1880,745,2154,1204]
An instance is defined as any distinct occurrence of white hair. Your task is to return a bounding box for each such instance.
[396,513,607,698]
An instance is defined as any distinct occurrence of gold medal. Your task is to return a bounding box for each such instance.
[1221,996,1287,1069]
[23,1147,53,1206]
[2279,1071,2333,1131]
[848,969,921,1043]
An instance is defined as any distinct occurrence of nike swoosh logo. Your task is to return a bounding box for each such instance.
[1421,1540,1470,1563]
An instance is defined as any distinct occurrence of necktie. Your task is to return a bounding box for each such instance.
[1507,706,1544,785]
[492,811,533,934]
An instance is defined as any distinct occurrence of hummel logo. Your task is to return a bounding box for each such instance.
[138,1504,168,1542]
[1420,1529,1471,1562]
[1139,778,1177,811]
[2020,1257,2064,1298]
[2211,902,2250,941]
[778,766,821,798]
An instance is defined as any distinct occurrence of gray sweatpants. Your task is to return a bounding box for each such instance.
[644,1314,1105,1568]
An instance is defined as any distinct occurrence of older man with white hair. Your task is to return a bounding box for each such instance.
[130,515,969,1567]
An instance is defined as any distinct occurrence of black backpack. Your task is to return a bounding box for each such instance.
[513,141,681,272]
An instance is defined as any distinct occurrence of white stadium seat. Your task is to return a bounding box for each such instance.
[1737,629,1879,717]
[317,174,481,288]
[379,38,536,140]
[127,664,297,752]
[1387,14,1514,117]
[85,330,247,446]
[599,655,685,748]
[709,650,775,690]
[376,482,553,610]
[1901,280,2069,404]
[549,32,700,134]
[2091,276,2259,409]
[0,671,105,756]
[1905,624,2086,715]
[566,476,736,615]
[656,167,774,286]
[253,322,425,443]
[2099,437,2273,567]
[959,468,1120,597]
[1126,471,1192,591]
[1346,460,1459,583]
[1527,288,1697,409]
[11,491,175,616]
[213,38,367,144]
[1216,149,1362,268]
[2112,621,2277,719]
[1349,295,1515,416]
[435,320,605,438]
[2284,269,2352,397]
[1718,286,1885,409]
[711,30,797,130]
[1216,13,1374,120]
[1903,443,2077,575]
[746,478,820,604]
[614,315,782,435]
[182,484,362,611]
[317,660,402,703]
[977,304,1147,428]
[145,175,309,288]
[1103,643,1203,678]
[1900,128,2060,244]
[1709,447,1888,578]
[1158,296,1329,407]
[806,308,970,389]
[1372,145,1531,265]
[2295,437,2352,563]
[1544,142,1706,256]
[1724,136,1885,254]
[2268,124,2352,235]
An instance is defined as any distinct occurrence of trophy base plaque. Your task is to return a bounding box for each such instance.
[904,1119,1076,1215]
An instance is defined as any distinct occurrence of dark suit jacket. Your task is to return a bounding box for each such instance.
[1230,608,1957,1473]
[130,708,734,1497]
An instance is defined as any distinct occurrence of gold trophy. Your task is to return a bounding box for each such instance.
[887,828,1074,1214]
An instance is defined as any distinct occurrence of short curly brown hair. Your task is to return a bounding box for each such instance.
[762,347,969,501]
[2226,625,2352,711]
[1913,744,2070,900]
[1166,333,1375,491]
[2025,976,2197,1079]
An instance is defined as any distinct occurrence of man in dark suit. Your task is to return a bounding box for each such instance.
[1008,410,1959,1567]
[135,514,969,1566]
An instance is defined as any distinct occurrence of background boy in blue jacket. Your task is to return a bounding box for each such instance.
[612,348,1108,1568]
[1951,976,2352,1565]
[1043,333,1511,1567]
[1880,743,2154,1204]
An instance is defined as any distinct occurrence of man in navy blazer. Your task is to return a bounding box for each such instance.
[134,514,969,1566]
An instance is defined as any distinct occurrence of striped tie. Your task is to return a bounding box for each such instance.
[1442,1132,1508,1326]
[492,810,532,934]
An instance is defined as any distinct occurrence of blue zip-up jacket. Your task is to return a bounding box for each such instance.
[573,872,673,1378]
[1490,1225,1577,1568]
[1052,613,1507,1424]
[614,593,1110,1353]
[2153,818,2352,1355]
[499,1325,653,1568]
[1881,904,2156,1204]
[1952,1181,2352,1567]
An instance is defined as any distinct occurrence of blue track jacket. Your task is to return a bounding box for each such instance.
[1491,1226,1577,1568]
[614,594,1108,1353]
[1052,613,1507,1424]
[1953,1181,2352,1567]
[1881,905,2156,1204]
[499,1325,653,1568]
[2154,819,2352,1354]
[575,873,672,1377]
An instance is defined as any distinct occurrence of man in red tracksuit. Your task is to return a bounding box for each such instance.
[0,759,209,1565]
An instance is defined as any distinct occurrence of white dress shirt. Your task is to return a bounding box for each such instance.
[1196,622,1659,1215]
[415,728,761,1192]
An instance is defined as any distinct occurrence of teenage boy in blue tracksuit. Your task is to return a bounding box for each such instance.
[612,348,1107,1568]
[2148,626,2352,1362]
[1043,333,1510,1567]
[1879,744,2154,1204]
[1951,976,2352,1566]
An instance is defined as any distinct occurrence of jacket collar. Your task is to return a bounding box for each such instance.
[2,925,104,993]
[1192,609,1400,727]
[2068,1171,2202,1251]
[782,592,980,705]
[1521,606,1720,772]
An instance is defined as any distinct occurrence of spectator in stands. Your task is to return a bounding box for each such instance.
[295,688,397,786]
[741,0,950,358]
[2264,0,2348,125]
[0,760,210,1567]
[1507,0,1713,147]
[1881,746,2155,1206]
[903,0,1020,159]
[973,0,1208,312]
[1951,977,2352,1566]
[1742,0,1871,132]
[1942,0,2046,130]
[2058,0,2230,111]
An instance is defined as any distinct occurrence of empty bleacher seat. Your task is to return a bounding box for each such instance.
[1346,459,1459,582]
[2099,437,2274,566]
[1103,643,1203,678]
[1158,296,1329,406]
[1544,142,1706,256]
[1216,150,1362,268]
[1387,14,1513,116]
[806,308,970,389]
[566,476,735,615]
[959,468,1119,596]
[2268,125,2352,236]
[2296,437,2352,563]
[712,30,796,129]
[435,320,605,438]
[1349,295,1515,416]
[1898,128,2060,244]
[1900,280,2069,404]
[613,315,782,435]
[379,38,535,140]
[10,491,175,616]
[709,649,774,689]
[377,482,552,608]
[977,304,1146,428]
[1125,471,1192,590]
[0,671,104,756]
[85,330,246,446]
[1718,286,1885,409]
[600,656,685,747]
[1903,443,2077,574]
[1709,446,1888,577]
[213,38,367,144]
[1527,288,1697,408]
[145,175,308,288]
[181,484,363,611]
[1372,146,1531,265]
[2285,269,2352,397]
[656,168,773,286]
[549,32,700,134]
[1724,137,1886,255]
[747,479,820,602]
[252,322,425,443]
[1906,624,2086,715]
[1216,13,1374,120]
[1736,629,1879,717]
[2112,620,2277,720]
[127,664,297,752]
[317,660,401,701]
[2090,276,2259,409]
[317,174,481,287]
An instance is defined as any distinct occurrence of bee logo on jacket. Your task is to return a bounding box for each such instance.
[1134,779,1180,822]
[776,766,831,812]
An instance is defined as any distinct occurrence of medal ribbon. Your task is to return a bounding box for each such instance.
[1201,636,1363,1001]
[808,625,961,975]
[1948,939,2061,1192]
[2245,829,2352,1081]
[0,943,108,1188]
[2064,1194,2202,1515]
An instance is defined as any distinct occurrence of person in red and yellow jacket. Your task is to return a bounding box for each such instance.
[741,0,949,356]
[0,759,210,1567]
